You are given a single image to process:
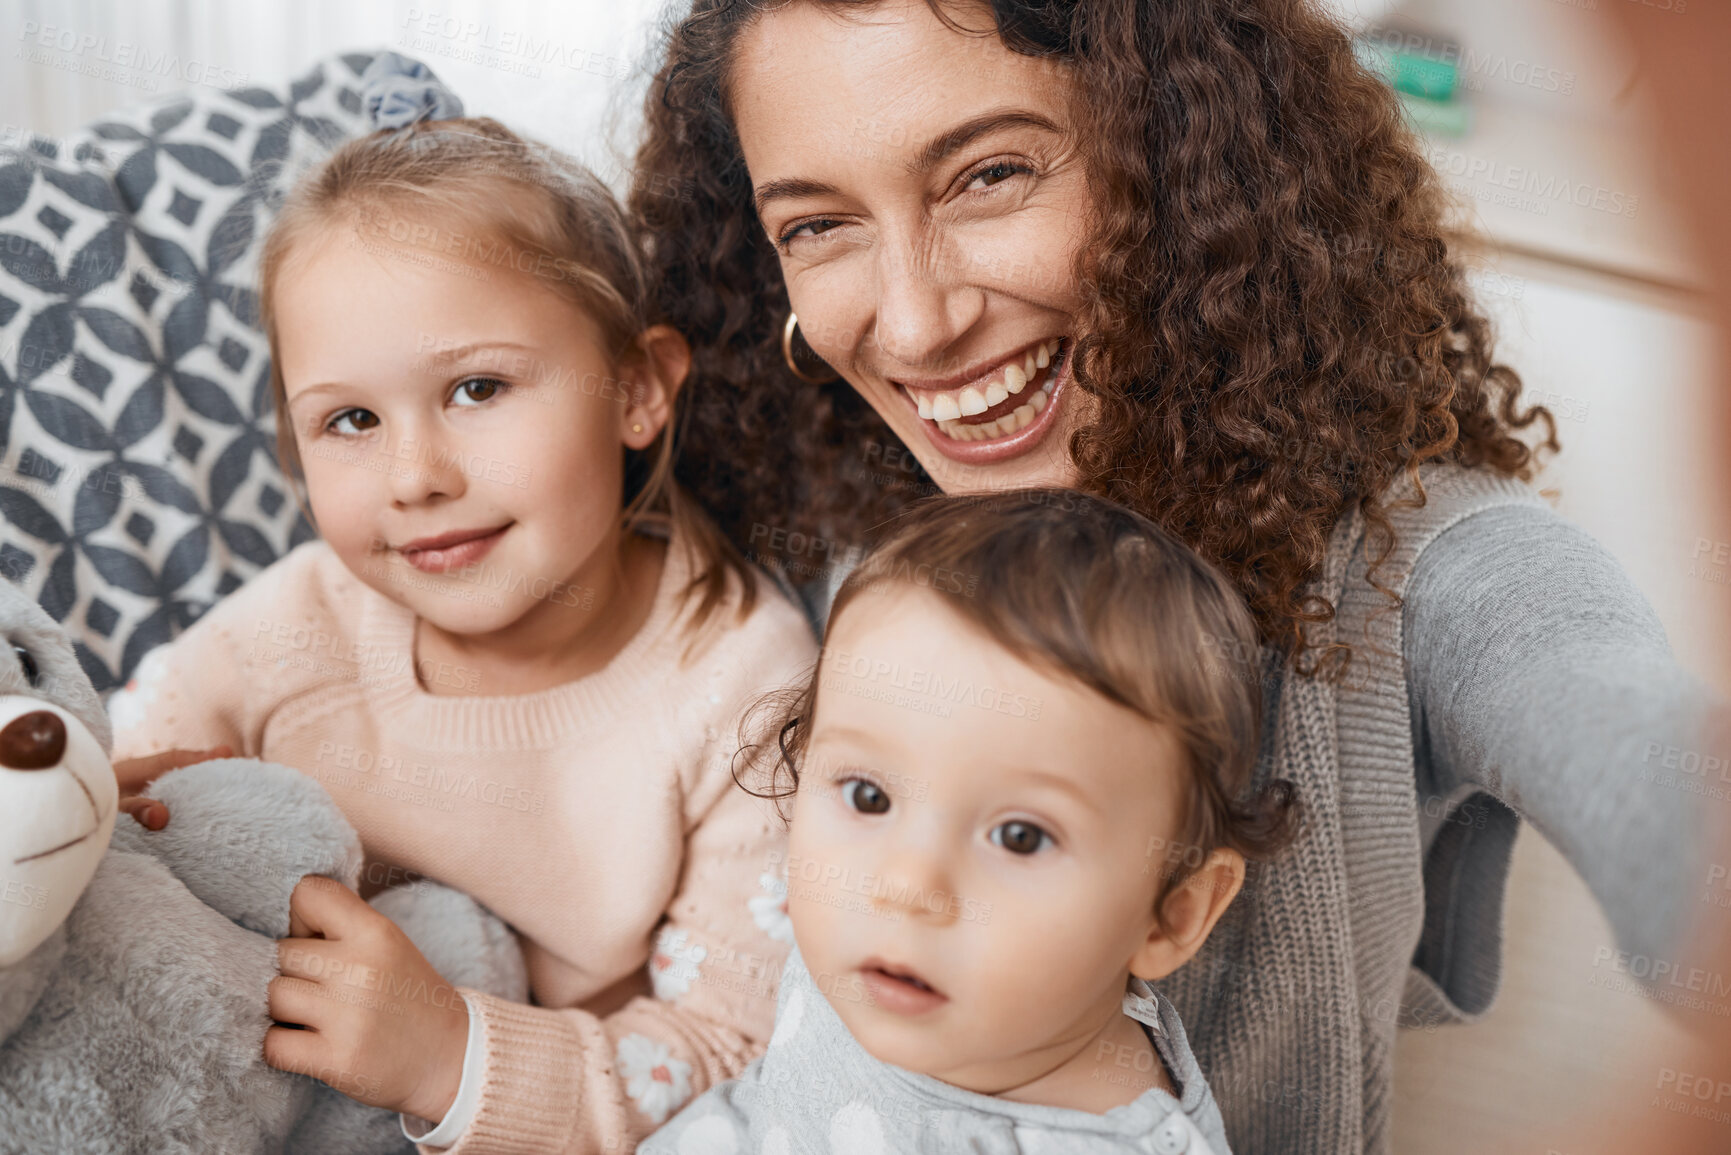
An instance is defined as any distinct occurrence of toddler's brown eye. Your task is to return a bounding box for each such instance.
[992,820,1048,855]
[841,778,890,814]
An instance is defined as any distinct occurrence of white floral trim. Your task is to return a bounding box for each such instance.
[748,869,793,943]
[616,1033,692,1124]
[106,645,171,739]
[649,925,708,1000]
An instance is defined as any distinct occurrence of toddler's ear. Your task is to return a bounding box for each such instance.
[1129,847,1245,982]
[618,324,691,450]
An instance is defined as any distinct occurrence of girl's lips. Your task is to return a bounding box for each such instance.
[858,963,948,1015]
[907,339,1073,466]
[398,525,509,573]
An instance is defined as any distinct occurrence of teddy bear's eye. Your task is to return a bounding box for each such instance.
[13,646,39,687]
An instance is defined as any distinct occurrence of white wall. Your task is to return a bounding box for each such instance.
[0,0,671,198]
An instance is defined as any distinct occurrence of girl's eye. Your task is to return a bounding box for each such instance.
[327,408,379,435]
[840,777,891,815]
[777,219,841,249]
[965,161,1032,192]
[990,819,1050,856]
[453,377,506,406]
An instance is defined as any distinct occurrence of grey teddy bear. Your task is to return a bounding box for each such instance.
[0,578,527,1154]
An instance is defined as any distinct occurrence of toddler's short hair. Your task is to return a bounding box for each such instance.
[756,488,1299,933]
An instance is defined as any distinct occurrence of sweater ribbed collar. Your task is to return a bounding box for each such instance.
[352,521,691,750]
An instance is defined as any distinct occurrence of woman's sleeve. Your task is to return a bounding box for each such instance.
[1403,501,1728,973]
[421,748,793,1155]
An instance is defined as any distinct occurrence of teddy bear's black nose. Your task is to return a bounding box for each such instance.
[0,710,66,770]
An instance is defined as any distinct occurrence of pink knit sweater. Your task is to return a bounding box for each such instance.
[110,530,816,1153]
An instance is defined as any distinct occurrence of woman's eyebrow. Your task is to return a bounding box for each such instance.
[753,176,841,218]
[904,109,1062,176]
[751,108,1063,216]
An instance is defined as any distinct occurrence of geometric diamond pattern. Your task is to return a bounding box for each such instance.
[0,52,383,691]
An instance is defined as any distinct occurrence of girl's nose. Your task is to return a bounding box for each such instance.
[870,230,987,374]
[388,431,467,506]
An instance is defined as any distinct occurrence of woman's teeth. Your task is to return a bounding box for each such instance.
[909,338,1063,442]
[937,385,1049,441]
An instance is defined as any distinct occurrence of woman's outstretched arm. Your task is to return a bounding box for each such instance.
[1403,501,1728,999]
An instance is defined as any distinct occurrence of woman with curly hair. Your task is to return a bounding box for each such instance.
[628,0,1727,1150]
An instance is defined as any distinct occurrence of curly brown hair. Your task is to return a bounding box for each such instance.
[631,0,1557,673]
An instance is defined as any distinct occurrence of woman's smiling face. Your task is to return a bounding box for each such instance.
[730,0,1096,492]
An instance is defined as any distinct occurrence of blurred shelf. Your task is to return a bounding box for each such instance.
[1419,95,1704,292]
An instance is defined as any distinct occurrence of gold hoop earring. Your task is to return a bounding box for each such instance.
[781,312,840,384]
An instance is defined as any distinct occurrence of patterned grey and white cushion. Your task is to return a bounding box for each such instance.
[0,52,390,694]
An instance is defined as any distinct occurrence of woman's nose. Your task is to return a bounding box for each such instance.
[870,231,988,373]
[0,710,66,770]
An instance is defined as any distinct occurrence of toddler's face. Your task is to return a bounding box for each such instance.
[786,585,1195,1093]
[272,221,662,636]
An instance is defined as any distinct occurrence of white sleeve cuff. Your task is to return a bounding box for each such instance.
[400,991,484,1149]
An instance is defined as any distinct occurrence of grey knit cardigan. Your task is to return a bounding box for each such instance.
[1158,461,1547,1153]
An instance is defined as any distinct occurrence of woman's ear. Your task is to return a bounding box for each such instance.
[618,324,691,451]
[1128,847,1246,982]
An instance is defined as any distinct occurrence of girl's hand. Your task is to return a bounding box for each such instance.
[113,745,234,830]
[264,875,469,1124]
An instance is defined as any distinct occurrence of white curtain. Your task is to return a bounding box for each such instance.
[2,0,672,194]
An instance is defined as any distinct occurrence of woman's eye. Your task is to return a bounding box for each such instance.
[840,777,891,815]
[778,219,840,248]
[453,377,505,405]
[990,819,1050,855]
[327,408,380,435]
[965,161,1031,191]
[12,646,39,687]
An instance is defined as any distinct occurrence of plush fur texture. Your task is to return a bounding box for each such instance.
[0,578,527,1154]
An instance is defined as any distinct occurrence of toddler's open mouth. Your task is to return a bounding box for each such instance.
[858,957,948,1013]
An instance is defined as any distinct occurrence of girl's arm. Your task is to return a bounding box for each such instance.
[108,604,258,830]
[109,544,335,821]
[109,546,340,763]
[1403,501,1729,1010]
[412,750,793,1155]
[108,625,253,761]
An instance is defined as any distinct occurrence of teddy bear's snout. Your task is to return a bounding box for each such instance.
[0,710,67,770]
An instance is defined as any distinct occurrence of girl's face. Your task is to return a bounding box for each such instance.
[731,0,1096,494]
[785,585,1203,1093]
[272,219,671,638]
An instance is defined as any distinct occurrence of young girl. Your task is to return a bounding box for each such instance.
[642,489,1298,1155]
[109,60,816,1154]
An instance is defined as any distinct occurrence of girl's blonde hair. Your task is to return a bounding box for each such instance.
[259,116,755,632]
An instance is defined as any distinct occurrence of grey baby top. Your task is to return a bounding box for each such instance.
[640,943,1229,1155]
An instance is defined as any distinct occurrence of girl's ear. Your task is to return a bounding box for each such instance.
[618,324,691,451]
[1128,847,1245,982]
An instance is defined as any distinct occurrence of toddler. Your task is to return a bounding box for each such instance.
[109,57,816,1154]
[643,488,1297,1154]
